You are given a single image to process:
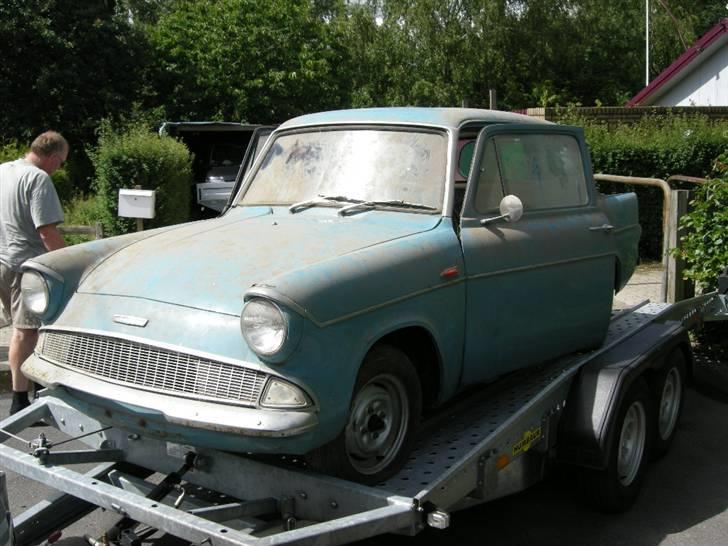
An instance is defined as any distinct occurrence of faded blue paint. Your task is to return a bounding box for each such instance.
[21,107,640,458]
[77,207,443,319]
[280,107,552,131]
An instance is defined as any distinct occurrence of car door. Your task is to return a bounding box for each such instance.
[223,125,277,212]
[459,124,617,386]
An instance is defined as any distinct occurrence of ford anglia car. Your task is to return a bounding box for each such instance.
[20,108,640,484]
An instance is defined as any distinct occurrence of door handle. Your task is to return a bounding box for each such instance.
[589,224,614,233]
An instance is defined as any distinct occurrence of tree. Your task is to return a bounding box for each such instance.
[0,1,148,150]
[144,0,352,123]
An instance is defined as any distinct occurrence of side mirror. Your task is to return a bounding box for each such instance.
[481,195,524,226]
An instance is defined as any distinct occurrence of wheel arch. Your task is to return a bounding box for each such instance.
[371,326,443,410]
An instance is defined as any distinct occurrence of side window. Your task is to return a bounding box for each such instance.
[473,139,505,213]
[493,134,587,210]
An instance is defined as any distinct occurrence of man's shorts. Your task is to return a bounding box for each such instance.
[0,262,40,329]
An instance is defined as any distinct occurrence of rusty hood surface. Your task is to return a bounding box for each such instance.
[78,206,442,316]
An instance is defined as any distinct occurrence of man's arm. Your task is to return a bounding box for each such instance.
[37,224,66,252]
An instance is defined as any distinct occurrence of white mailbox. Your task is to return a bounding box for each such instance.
[118,188,156,219]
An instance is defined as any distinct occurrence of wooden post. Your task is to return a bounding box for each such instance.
[489,89,497,110]
[666,189,694,303]
[134,184,144,232]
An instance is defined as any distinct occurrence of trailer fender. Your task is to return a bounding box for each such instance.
[557,321,691,470]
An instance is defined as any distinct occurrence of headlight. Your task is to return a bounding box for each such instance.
[21,271,49,316]
[241,299,287,356]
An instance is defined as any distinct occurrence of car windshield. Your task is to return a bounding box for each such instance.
[238,128,447,211]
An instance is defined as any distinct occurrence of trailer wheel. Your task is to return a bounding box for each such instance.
[652,349,686,458]
[582,378,652,512]
[310,344,422,485]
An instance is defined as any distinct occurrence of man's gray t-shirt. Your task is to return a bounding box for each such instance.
[0,158,64,271]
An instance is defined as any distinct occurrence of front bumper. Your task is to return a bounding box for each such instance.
[23,354,319,442]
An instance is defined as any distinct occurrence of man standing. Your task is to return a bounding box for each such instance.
[0,131,67,414]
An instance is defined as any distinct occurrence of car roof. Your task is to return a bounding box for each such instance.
[279,107,552,131]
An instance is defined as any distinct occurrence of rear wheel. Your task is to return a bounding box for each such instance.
[581,378,652,512]
[309,344,422,485]
[652,350,686,458]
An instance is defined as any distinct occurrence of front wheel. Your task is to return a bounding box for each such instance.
[309,344,422,485]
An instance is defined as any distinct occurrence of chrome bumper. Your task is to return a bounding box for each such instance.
[23,354,318,438]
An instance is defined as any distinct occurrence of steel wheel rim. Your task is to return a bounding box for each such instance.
[658,367,682,441]
[617,401,646,486]
[345,373,409,475]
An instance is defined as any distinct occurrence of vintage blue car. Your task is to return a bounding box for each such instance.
[20,108,640,484]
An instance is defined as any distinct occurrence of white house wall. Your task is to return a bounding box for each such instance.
[654,45,728,106]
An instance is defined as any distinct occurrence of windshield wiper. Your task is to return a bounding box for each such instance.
[338,200,437,216]
[289,194,364,214]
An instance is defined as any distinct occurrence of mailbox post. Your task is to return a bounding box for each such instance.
[118,187,156,231]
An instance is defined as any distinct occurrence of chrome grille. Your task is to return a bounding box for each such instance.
[39,330,268,406]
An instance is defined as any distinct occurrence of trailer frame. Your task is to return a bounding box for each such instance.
[0,293,725,546]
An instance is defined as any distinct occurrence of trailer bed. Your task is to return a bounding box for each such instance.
[0,300,720,546]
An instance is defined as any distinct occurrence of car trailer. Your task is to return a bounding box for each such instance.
[0,291,725,546]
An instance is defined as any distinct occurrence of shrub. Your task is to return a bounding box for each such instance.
[89,121,193,236]
[62,195,106,245]
[672,154,728,291]
[560,113,728,260]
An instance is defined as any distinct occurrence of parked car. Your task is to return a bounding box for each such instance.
[159,121,274,215]
[20,108,640,484]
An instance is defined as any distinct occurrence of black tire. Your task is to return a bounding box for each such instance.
[309,344,422,485]
[652,349,686,459]
[580,378,652,513]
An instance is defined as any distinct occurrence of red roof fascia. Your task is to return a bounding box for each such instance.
[626,18,728,107]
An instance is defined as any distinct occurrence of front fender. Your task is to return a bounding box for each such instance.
[246,222,464,327]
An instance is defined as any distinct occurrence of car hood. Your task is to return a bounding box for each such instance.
[79,206,441,315]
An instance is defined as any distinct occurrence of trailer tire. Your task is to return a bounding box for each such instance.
[652,349,686,459]
[581,377,652,513]
[309,344,422,485]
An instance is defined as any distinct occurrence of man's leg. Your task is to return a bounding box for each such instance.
[9,327,38,414]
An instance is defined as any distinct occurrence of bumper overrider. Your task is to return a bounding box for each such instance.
[23,328,319,450]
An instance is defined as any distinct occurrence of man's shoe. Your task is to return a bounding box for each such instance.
[9,392,30,416]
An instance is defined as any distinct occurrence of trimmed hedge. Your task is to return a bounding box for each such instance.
[672,155,728,291]
[565,114,728,260]
[89,122,193,237]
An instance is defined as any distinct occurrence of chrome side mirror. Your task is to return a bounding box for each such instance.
[481,195,523,226]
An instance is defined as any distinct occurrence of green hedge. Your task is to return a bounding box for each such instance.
[89,122,193,236]
[566,114,728,260]
[672,155,728,291]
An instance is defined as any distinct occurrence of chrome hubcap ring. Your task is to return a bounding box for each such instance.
[345,373,409,475]
[617,401,647,487]
[658,367,682,441]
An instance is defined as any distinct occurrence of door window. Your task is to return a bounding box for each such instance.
[473,139,505,212]
[472,133,588,213]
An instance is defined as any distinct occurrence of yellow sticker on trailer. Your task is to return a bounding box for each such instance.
[512,426,542,456]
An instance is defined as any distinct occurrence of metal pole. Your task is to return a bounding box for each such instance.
[489,89,497,110]
[646,0,650,85]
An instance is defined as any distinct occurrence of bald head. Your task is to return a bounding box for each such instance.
[26,131,68,175]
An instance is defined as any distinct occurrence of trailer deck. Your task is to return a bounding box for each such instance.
[0,295,724,546]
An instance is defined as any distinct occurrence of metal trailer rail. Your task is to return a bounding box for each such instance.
[0,294,725,546]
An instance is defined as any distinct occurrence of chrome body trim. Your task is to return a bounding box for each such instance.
[23,354,318,437]
[38,330,269,407]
